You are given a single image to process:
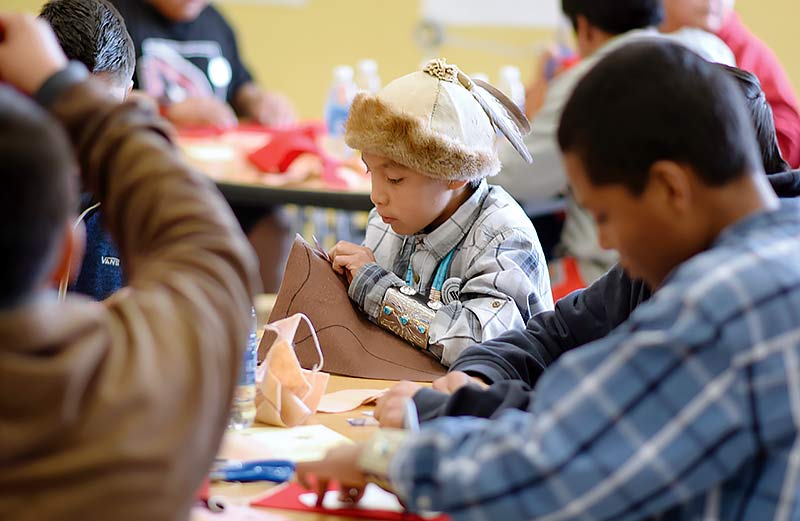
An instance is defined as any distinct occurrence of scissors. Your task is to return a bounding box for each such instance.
[312,234,332,263]
[209,459,295,483]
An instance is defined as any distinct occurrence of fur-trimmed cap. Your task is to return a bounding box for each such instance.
[345,59,531,182]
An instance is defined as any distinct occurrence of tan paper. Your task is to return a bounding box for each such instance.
[317,389,387,414]
[255,314,330,427]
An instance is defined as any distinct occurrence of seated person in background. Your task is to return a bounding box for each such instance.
[720,64,790,175]
[661,0,800,169]
[110,0,294,128]
[297,41,800,520]
[493,0,734,297]
[0,14,259,519]
[111,0,297,292]
[377,62,800,426]
[328,59,553,367]
[39,0,134,300]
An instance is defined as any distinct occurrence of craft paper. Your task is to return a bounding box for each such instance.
[317,389,386,413]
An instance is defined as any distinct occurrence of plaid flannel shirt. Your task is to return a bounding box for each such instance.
[349,181,553,366]
[388,200,800,520]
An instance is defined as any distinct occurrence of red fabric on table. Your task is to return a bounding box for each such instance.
[251,482,449,521]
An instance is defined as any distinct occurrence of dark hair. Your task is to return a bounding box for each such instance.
[0,87,78,308]
[40,0,135,85]
[718,64,790,174]
[561,0,663,35]
[558,41,762,194]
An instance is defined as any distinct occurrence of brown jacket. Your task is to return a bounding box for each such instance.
[0,80,260,520]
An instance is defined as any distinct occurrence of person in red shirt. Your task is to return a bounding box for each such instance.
[661,0,800,169]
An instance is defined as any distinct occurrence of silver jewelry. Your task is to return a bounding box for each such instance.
[399,285,417,296]
[441,277,462,305]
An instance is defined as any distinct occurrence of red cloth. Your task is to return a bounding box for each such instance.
[252,482,449,521]
[717,12,800,169]
[549,256,587,302]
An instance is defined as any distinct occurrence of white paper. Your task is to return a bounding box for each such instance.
[421,0,560,27]
[298,485,441,519]
[191,504,287,520]
[298,484,404,512]
[219,424,353,463]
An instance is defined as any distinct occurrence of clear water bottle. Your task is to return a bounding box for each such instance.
[324,65,357,157]
[228,305,258,430]
[545,16,578,81]
[355,59,381,94]
[498,65,526,113]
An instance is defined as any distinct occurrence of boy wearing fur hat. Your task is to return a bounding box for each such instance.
[328,59,553,367]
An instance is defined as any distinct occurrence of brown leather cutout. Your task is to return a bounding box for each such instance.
[266,235,446,381]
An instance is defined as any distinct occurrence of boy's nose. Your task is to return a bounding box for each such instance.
[371,187,388,207]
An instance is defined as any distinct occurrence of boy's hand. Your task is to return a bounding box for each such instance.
[0,13,67,94]
[374,381,423,428]
[432,371,489,394]
[295,444,368,507]
[247,90,296,128]
[165,97,237,129]
[329,241,376,284]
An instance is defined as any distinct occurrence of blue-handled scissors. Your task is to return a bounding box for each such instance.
[209,459,295,483]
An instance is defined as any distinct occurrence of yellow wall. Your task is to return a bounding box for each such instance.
[6,0,800,119]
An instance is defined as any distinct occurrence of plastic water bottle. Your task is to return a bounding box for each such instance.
[545,16,578,81]
[497,65,526,113]
[355,59,381,94]
[228,305,258,430]
[324,65,357,157]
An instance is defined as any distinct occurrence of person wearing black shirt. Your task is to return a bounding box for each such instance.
[112,0,294,128]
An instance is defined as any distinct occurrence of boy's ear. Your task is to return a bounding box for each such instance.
[447,180,469,190]
[574,15,593,51]
[647,160,694,215]
[49,220,87,290]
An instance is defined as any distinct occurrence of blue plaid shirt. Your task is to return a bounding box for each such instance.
[388,200,800,520]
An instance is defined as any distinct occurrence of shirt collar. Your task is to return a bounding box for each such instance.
[713,199,800,248]
[414,180,489,260]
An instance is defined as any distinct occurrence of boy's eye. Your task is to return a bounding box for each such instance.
[387,177,403,185]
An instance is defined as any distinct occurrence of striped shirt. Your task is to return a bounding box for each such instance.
[349,181,553,366]
[389,199,800,520]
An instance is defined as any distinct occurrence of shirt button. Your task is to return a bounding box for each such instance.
[417,496,432,510]
[492,300,501,308]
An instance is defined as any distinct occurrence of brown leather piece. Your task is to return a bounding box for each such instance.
[266,235,446,382]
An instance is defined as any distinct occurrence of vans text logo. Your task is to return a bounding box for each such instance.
[101,256,120,267]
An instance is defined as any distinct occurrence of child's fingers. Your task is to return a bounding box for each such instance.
[332,253,359,274]
[331,254,352,275]
[315,478,330,507]
[431,376,450,393]
[339,484,366,504]
[328,240,355,259]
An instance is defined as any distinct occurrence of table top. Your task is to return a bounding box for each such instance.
[216,179,373,212]
[207,375,397,520]
[178,127,374,212]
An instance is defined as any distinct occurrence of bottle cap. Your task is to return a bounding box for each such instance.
[333,65,354,83]
[357,59,378,75]
[499,65,521,82]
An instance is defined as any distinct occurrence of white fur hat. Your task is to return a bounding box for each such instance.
[345,58,531,182]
